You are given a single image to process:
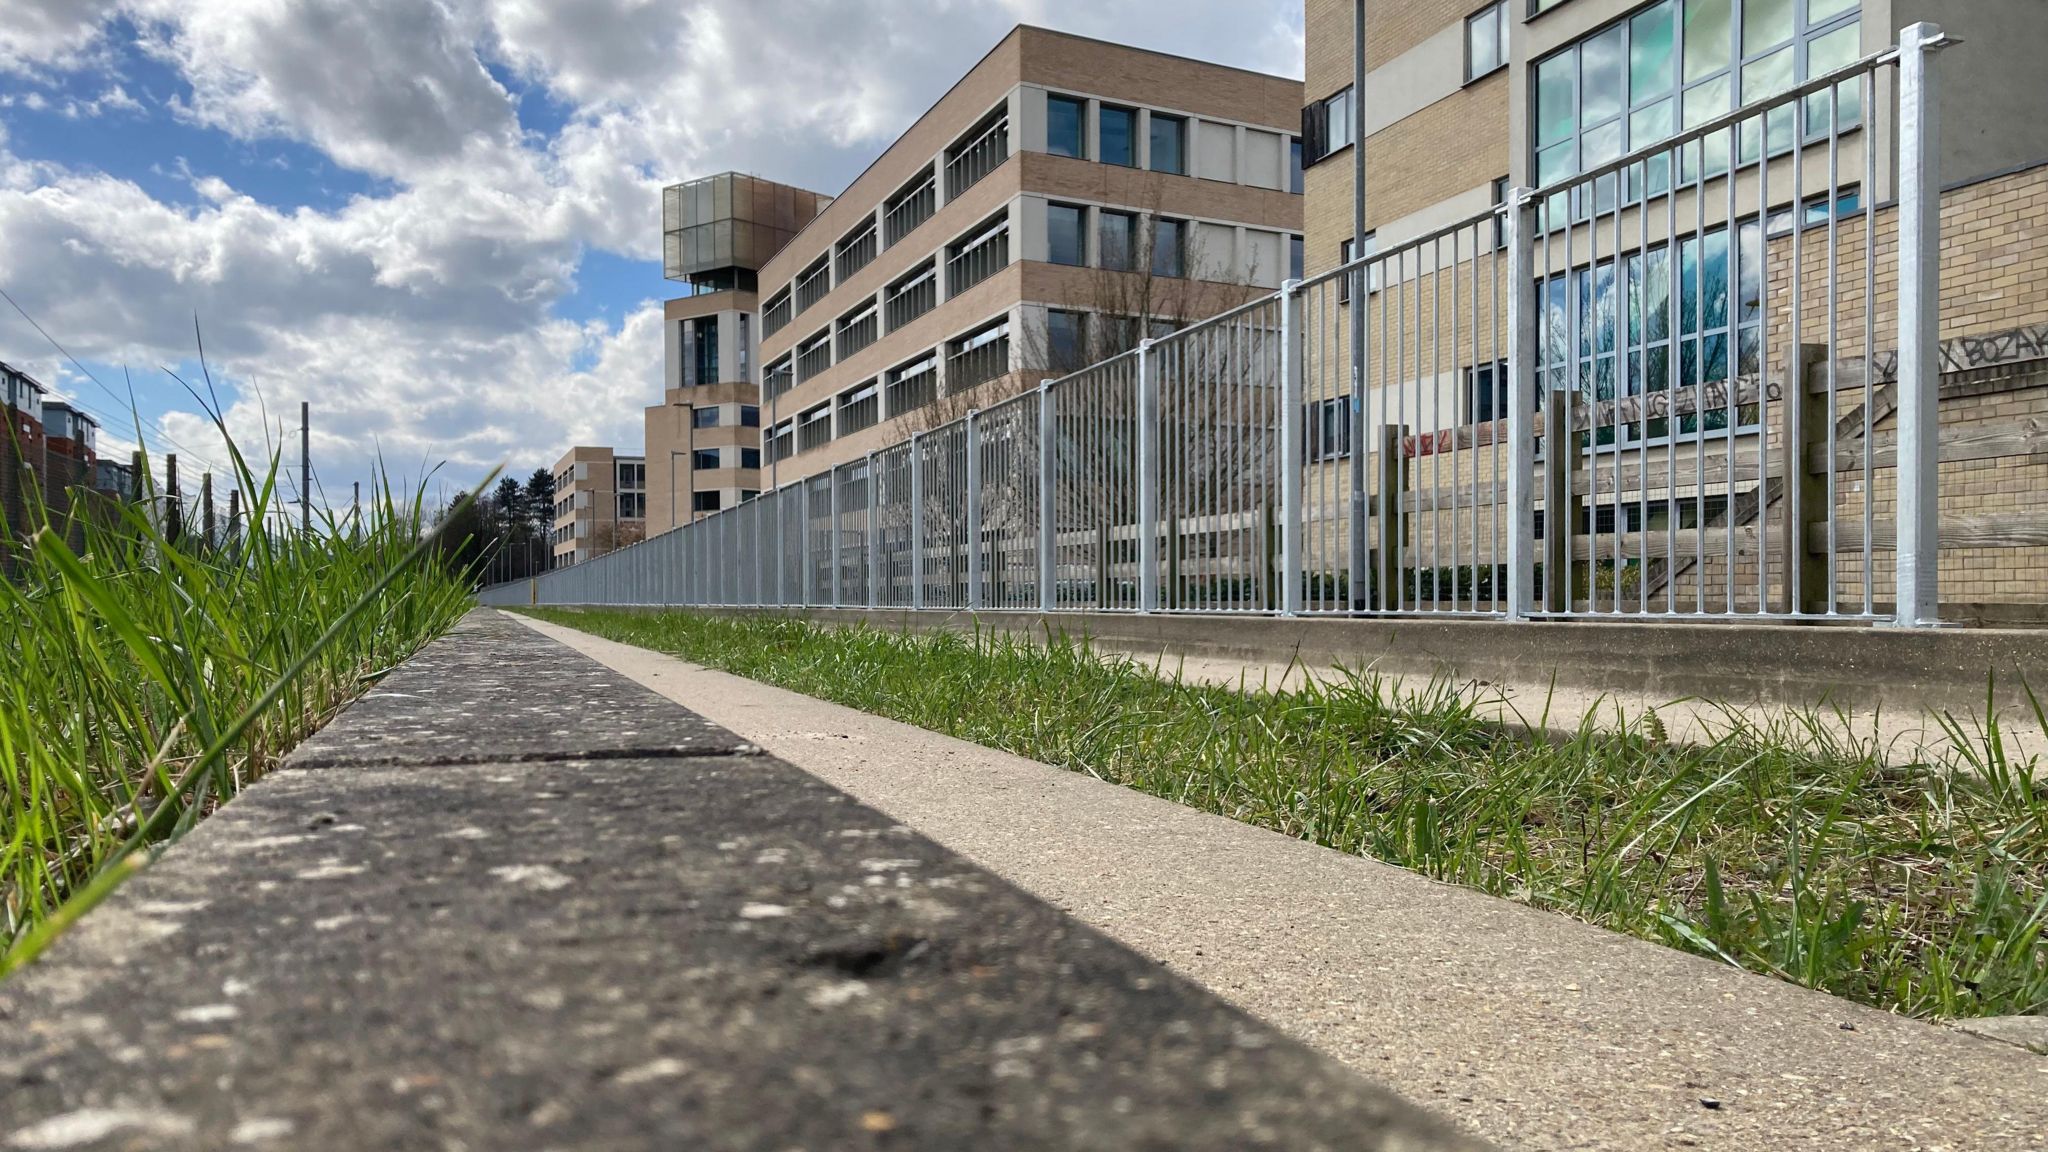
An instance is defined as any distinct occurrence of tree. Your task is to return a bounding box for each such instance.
[523,468,556,536]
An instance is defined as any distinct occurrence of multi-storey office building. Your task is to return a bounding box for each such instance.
[646,173,833,530]
[753,25,1305,482]
[549,446,647,569]
[1294,0,2048,616]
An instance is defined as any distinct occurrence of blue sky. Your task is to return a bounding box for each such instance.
[0,0,1300,511]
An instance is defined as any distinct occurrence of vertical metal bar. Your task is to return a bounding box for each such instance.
[1505,188,1538,620]
[831,469,843,609]
[1137,339,1160,613]
[1281,281,1305,614]
[1861,66,1877,616]
[1894,23,1945,627]
[965,408,982,611]
[866,452,879,609]
[1038,380,1057,613]
[909,432,924,611]
[1824,82,1842,616]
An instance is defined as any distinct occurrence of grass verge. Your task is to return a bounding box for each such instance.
[526,607,2048,1022]
[2,452,475,970]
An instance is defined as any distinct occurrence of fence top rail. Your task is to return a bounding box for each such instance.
[1295,206,1501,295]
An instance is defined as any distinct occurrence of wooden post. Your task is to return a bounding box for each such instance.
[201,472,215,549]
[164,454,182,544]
[1375,425,1407,610]
[1789,344,1831,615]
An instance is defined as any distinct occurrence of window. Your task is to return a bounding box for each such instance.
[1532,0,1571,12]
[1148,114,1186,174]
[741,447,763,469]
[1300,87,1354,166]
[795,330,832,382]
[1047,94,1086,158]
[617,492,645,520]
[1532,0,1861,212]
[797,402,833,452]
[686,315,719,386]
[763,289,793,338]
[794,256,831,314]
[740,405,761,427]
[885,261,938,330]
[1152,218,1185,279]
[1536,218,1764,447]
[946,107,1010,198]
[947,320,1011,394]
[693,407,720,429]
[1047,203,1086,266]
[1336,232,1377,303]
[1306,397,1352,461]
[1289,235,1305,281]
[1047,309,1087,369]
[693,491,721,514]
[767,419,795,463]
[1100,105,1137,167]
[1465,361,1512,423]
[836,380,881,435]
[1467,2,1508,81]
[1765,187,1861,237]
[883,167,936,247]
[885,353,939,417]
[1289,138,1304,194]
[1099,211,1138,271]
[836,302,879,360]
[835,219,877,282]
[693,449,722,471]
[764,355,794,401]
[946,215,1010,297]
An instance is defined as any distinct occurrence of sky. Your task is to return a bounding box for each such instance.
[0,0,1302,514]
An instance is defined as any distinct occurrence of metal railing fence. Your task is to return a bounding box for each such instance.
[482,28,1952,628]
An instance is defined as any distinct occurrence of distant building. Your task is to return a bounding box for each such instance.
[550,446,646,568]
[646,173,833,532]
[1,361,49,551]
[40,401,98,551]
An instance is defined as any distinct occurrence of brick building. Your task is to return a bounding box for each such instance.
[550,446,646,569]
[1,361,48,560]
[1295,0,2048,618]
[751,25,1304,484]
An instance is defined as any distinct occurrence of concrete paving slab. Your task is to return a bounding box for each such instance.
[0,610,1480,1152]
[286,609,750,768]
[511,610,2048,1152]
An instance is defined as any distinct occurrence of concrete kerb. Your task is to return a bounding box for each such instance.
[513,609,2048,1152]
[549,604,2048,767]
[0,609,1483,1152]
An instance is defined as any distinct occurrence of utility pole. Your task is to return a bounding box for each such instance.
[300,401,310,535]
[164,453,182,544]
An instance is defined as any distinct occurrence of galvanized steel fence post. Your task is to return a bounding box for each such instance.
[866,451,880,609]
[1894,22,1947,628]
[798,478,811,608]
[909,431,925,611]
[1037,380,1057,613]
[1278,280,1305,616]
[1504,186,1538,620]
[965,408,983,611]
[1136,339,1160,613]
[831,470,843,608]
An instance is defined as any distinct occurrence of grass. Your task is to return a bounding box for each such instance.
[527,607,2048,1022]
[0,441,475,973]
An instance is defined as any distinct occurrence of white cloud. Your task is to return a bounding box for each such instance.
[0,0,1298,500]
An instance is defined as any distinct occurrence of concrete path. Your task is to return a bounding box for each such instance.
[514,610,2048,1152]
[0,612,1479,1152]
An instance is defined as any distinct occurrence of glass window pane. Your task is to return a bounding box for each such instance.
[1536,140,1576,186]
[1047,96,1084,158]
[1099,212,1134,270]
[1468,7,1502,77]
[1804,22,1861,131]
[1149,115,1185,174]
[1628,98,1674,150]
[1536,55,1576,147]
[1740,44,1794,101]
[1100,107,1135,166]
[1153,219,1184,277]
[1743,0,1794,54]
[1807,0,1855,22]
[1048,204,1084,266]
[1630,1,1676,104]
[1682,0,1732,82]
[1682,75,1732,176]
[1582,119,1624,169]
[1049,310,1085,366]
[1582,26,1625,124]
